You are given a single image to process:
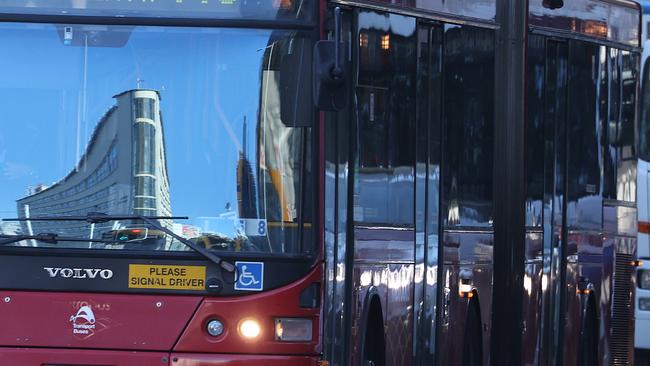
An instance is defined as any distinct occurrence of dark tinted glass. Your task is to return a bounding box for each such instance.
[604,49,638,202]
[525,35,546,228]
[427,28,443,236]
[617,51,637,202]
[134,98,155,120]
[545,41,568,227]
[442,25,494,227]
[604,48,620,199]
[640,58,650,162]
[566,41,602,228]
[354,11,416,226]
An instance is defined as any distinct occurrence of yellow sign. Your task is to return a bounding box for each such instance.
[128,264,206,290]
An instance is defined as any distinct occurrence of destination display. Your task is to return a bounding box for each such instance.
[0,0,313,22]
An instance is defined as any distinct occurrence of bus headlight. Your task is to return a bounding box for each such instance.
[275,318,312,342]
[238,318,261,339]
[640,270,650,289]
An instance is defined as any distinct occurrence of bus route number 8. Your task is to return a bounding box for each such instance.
[257,220,267,236]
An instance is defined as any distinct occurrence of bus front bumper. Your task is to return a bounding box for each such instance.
[0,348,321,365]
[170,354,321,365]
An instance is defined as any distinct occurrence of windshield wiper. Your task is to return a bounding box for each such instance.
[0,233,120,246]
[2,212,235,272]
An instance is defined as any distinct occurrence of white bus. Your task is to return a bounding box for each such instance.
[637,2,650,363]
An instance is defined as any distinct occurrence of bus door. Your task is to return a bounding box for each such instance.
[413,20,442,366]
[351,9,418,366]
[539,39,569,366]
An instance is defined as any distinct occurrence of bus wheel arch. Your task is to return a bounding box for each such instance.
[360,287,385,366]
[462,290,484,366]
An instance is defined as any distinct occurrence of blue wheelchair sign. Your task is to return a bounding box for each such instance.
[234,261,264,291]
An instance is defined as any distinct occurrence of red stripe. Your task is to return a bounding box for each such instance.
[639,221,650,234]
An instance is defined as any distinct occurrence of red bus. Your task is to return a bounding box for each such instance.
[0,1,641,366]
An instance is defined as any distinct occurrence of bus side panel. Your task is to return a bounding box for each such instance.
[439,231,493,366]
[521,232,543,366]
[562,233,604,365]
[351,228,415,366]
[437,264,465,366]
[604,205,638,364]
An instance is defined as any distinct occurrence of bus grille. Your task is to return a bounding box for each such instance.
[611,252,633,366]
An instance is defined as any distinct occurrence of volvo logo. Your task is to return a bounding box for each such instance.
[44,267,114,280]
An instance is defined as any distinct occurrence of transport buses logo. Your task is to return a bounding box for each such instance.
[68,301,114,340]
[69,305,96,338]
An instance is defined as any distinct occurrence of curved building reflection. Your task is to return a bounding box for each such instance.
[16,89,172,243]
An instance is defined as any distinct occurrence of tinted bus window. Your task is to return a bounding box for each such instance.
[442,26,495,227]
[605,49,638,202]
[354,11,416,226]
[618,50,638,202]
[640,58,650,162]
[526,35,546,228]
[604,48,621,200]
[566,41,602,228]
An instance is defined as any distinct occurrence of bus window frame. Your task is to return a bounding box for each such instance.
[0,12,318,30]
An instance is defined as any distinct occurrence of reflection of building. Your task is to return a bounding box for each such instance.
[258,69,299,222]
[17,89,172,238]
[237,118,258,219]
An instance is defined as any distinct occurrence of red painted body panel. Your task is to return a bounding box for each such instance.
[174,265,322,355]
[170,354,320,366]
[0,347,169,365]
[0,291,202,350]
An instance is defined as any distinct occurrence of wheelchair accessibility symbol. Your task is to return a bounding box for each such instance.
[234,261,264,291]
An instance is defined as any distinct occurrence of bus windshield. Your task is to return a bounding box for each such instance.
[0,22,314,256]
[0,0,314,22]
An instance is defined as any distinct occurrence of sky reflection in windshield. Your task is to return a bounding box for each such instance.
[0,23,312,254]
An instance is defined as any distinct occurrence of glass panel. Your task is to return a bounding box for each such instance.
[617,50,637,202]
[424,25,442,364]
[0,0,314,22]
[525,34,546,228]
[354,11,416,227]
[134,122,156,175]
[134,98,156,120]
[566,41,602,229]
[604,48,620,199]
[442,25,495,227]
[604,48,637,203]
[0,23,313,255]
[640,58,650,162]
